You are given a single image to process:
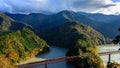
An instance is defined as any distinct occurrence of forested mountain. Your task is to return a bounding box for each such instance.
[80,12,120,23]
[79,12,120,39]
[1,11,116,68]
[44,21,110,47]
[65,26,104,67]
[0,13,49,68]
[5,11,120,39]
[5,11,101,30]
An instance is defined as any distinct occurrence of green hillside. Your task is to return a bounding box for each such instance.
[46,21,110,47]
[64,21,105,68]
[66,37,104,68]
[0,13,49,68]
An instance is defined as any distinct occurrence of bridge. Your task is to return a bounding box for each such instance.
[17,50,120,68]
[17,56,79,68]
[99,51,120,56]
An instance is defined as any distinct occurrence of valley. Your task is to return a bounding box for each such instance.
[0,10,119,68]
[1,0,120,68]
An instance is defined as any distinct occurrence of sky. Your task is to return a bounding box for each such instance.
[0,0,120,15]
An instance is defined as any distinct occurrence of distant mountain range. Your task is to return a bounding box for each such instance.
[5,10,120,39]
[79,12,120,23]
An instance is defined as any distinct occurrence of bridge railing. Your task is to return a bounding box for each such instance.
[17,56,79,68]
[17,50,120,68]
[99,51,120,56]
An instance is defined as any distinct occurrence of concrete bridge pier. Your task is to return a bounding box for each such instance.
[107,54,111,68]
[45,64,47,68]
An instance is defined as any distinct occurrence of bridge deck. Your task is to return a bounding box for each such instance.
[17,56,79,68]
[98,50,120,56]
[17,50,120,68]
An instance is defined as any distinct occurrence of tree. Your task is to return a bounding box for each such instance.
[112,28,120,44]
[119,28,120,31]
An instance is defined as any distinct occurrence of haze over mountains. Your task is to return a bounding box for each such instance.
[5,10,120,39]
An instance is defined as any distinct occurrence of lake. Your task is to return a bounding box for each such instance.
[20,46,74,68]
[20,44,120,68]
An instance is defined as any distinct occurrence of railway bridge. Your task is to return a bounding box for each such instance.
[17,50,120,68]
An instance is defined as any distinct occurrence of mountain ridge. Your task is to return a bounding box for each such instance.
[5,10,120,39]
[42,21,110,47]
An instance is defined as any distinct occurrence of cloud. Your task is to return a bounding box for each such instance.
[69,0,120,15]
[0,0,51,14]
[70,0,116,12]
[92,3,120,15]
[0,0,12,12]
[0,0,120,15]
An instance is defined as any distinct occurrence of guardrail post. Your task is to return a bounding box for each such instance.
[107,54,111,68]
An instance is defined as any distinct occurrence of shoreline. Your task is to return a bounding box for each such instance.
[16,46,50,65]
[17,57,46,65]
